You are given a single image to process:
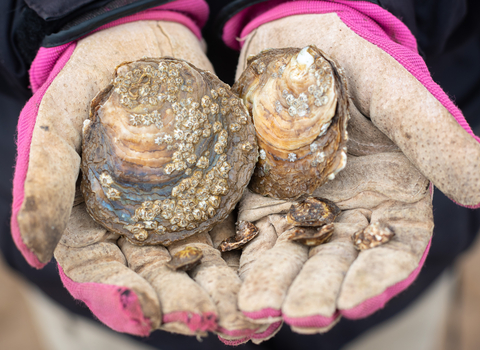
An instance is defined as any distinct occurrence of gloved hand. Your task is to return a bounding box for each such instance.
[11,8,257,338]
[226,4,480,335]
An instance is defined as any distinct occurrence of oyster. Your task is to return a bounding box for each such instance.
[218,220,259,252]
[287,197,341,227]
[287,223,334,247]
[166,246,203,271]
[353,222,395,250]
[233,46,349,199]
[81,58,257,245]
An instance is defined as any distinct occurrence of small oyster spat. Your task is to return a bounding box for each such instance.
[287,197,341,227]
[287,223,334,247]
[353,222,395,250]
[233,45,349,199]
[81,58,257,245]
[218,220,259,252]
[166,246,203,271]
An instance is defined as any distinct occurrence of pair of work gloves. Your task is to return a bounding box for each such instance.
[11,1,480,345]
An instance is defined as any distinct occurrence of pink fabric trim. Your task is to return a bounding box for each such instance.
[217,326,257,338]
[218,336,250,346]
[11,43,77,269]
[162,310,217,332]
[243,307,281,320]
[58,265,152,336]
[341,239,432,319]
[283,311,339,328]
[223,0,480,208]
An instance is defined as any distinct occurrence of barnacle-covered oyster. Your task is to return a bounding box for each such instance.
[81,58,257,245]
[233,46,349,199]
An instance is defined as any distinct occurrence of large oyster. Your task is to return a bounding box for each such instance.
[81,58,257,245]
[233,46,349,199]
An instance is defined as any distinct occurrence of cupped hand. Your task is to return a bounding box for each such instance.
[233,13,480,334]
[14,20,256,338]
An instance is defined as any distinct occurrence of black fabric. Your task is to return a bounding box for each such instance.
[0,1,479,349]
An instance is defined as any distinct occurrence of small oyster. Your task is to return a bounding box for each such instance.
[353,222,395,250]
[81,58,257,245]
[218,220,259,252]
[166,246,203,271]
[287,223,334,247]
[233,46,349,199]
[287,197,341,227]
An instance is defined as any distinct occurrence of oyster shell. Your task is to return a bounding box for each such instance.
[233,46,349,199]
[286,223,334,247]
[353,222,395,250]
[81,58,258,245]
[166,246,203,271]
[218,220,259,252]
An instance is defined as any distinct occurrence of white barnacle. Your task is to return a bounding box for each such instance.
[130,114,140,126]
[288,106,297,117]
[316,152,325,163]
[99,172,113,187]
[319,121,331,136]
[288,153,297,162]
[327,173,335,181]
[297,46,314,69]
[310,143,318,152]
[286,94,295,106]
[154,137,163,145]
[259,149,266,160]
[275,101,282,114]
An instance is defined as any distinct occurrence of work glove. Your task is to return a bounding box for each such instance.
[11,2,257,338]
[223,2,480,335]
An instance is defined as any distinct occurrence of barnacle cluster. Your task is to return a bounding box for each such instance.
[81,58,257,245]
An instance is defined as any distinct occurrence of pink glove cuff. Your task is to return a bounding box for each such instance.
[12,1,209,269]
[223,0,480,209]
[58,265,153,336]
[243,307,281,320]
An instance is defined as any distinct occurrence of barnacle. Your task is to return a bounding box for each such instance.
[81,58,257,245]
[233,46,349,199]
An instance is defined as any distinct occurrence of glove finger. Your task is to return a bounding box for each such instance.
[119,237,216,336]
[169,231,259,340]
[238,215,309,323]
[239,14,480,206]
[14,21,214,266]
[55,205,160,336]
[282,209,368,334]
[338,194,433,318]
